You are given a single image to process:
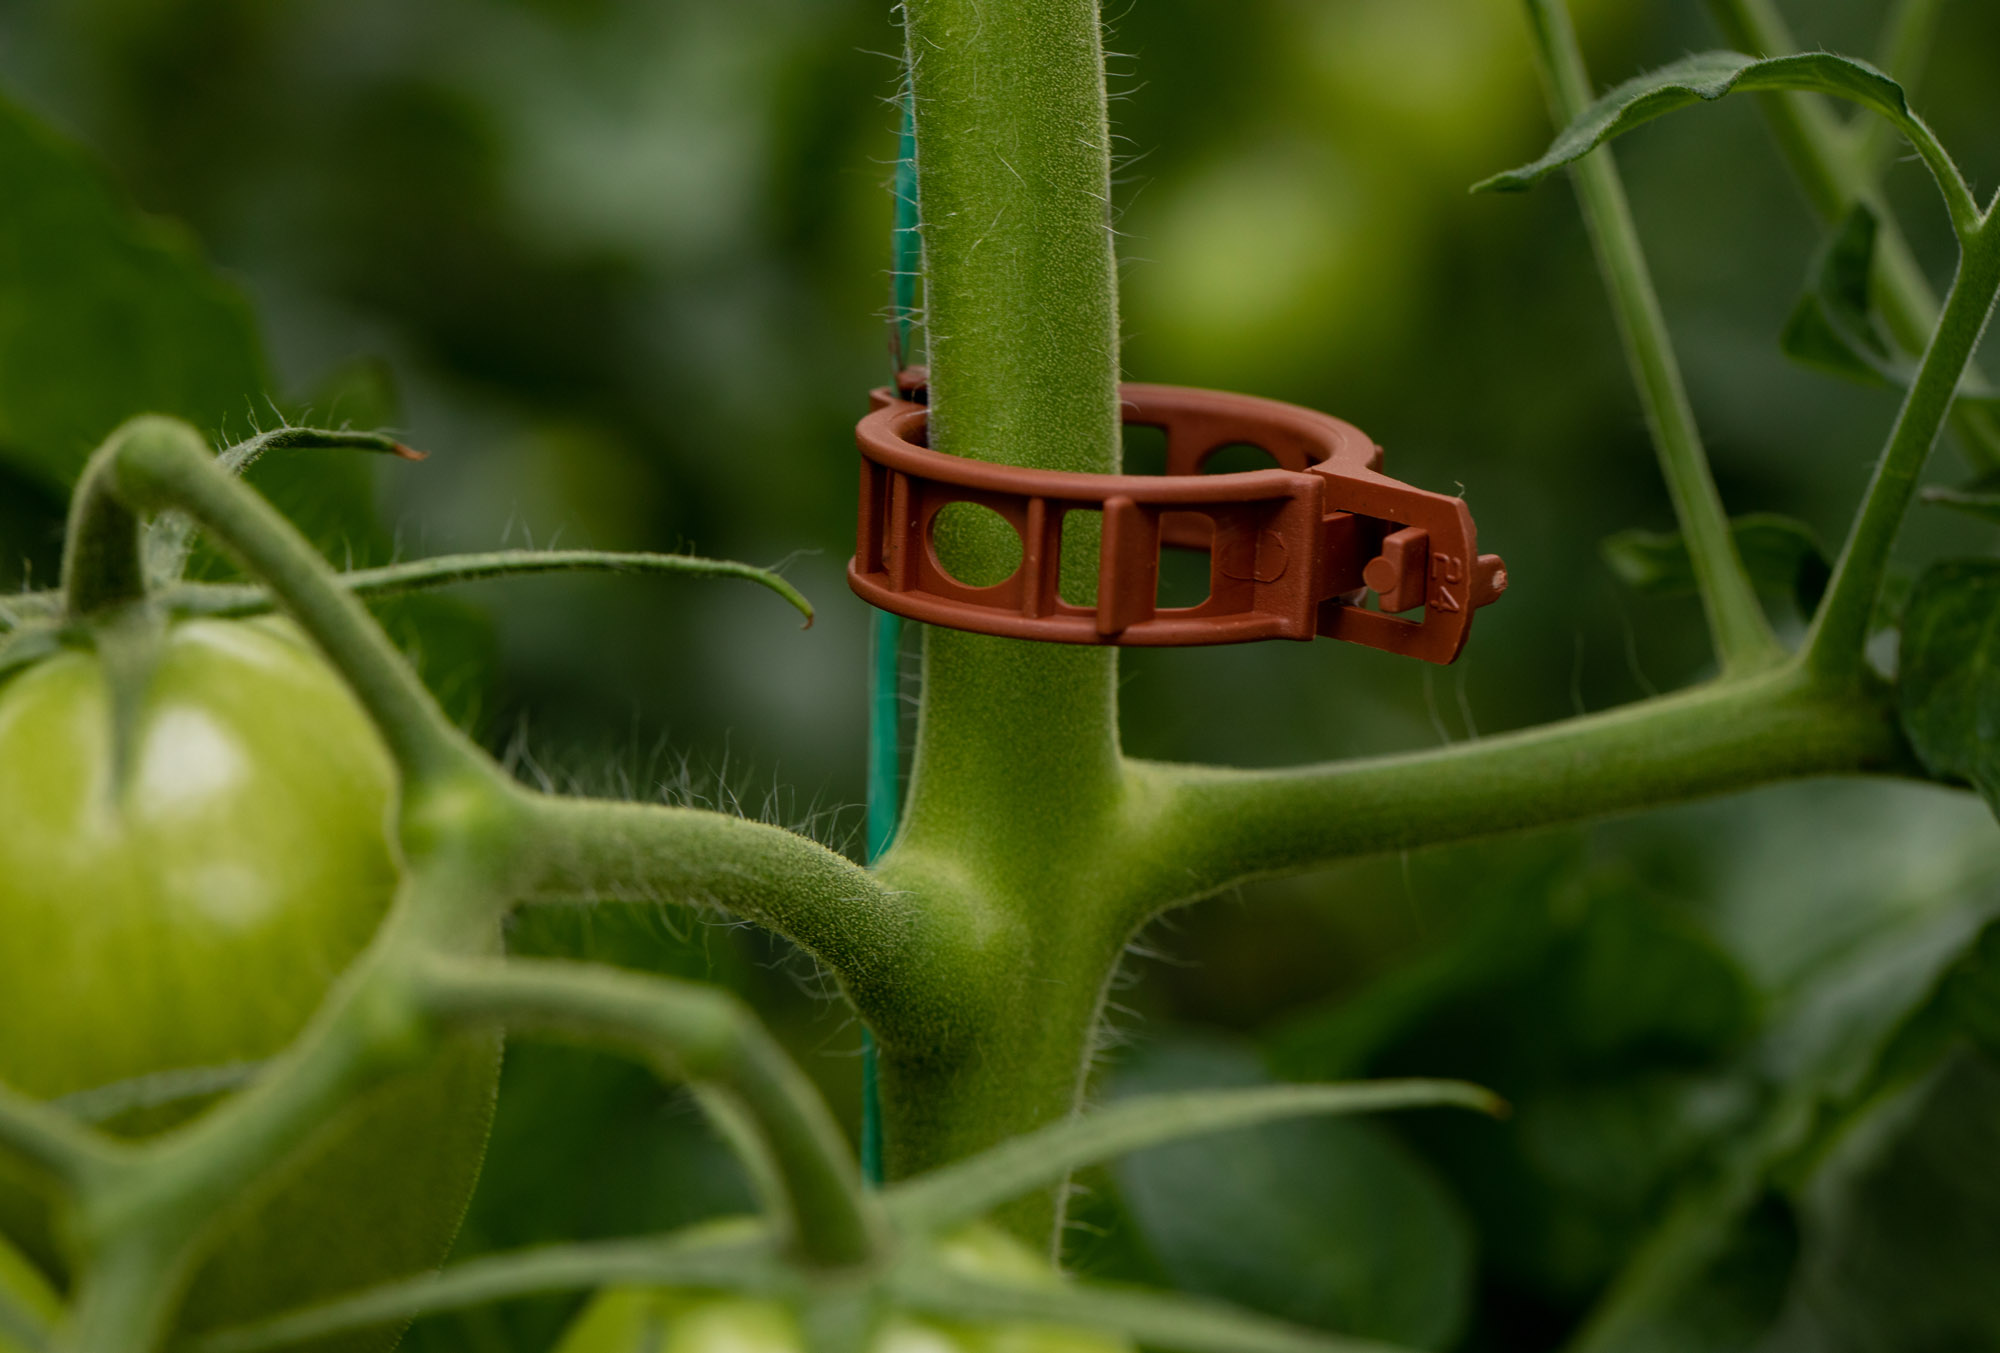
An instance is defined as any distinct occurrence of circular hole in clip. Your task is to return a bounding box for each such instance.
[929,501,1024,589]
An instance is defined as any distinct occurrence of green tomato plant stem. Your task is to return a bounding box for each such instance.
[1519,0,1783,677]
[416,956,880,1268]
[1807,203,2000,679]
[58,421,156,619]
[16,1,2000,1339]
[885,1080,1502,1238]
[31,427,894,1351]
[893,0,1126,860]
[61,1232,187,1353]
[867,0,1128,1226]
[1129,659,1908,894]
[99,420,494,795]
[181,1079,1500,1353]
[1703,0,2000,469]
[518,795,902,995]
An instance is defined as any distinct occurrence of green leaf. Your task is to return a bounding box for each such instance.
[1781,204,1898,389]
[1898,560,2000,810]
[166,549,815,627]
[1559,892,1756,1066]
[1762,1048,2000,1350]
[1563,1170,1795,1353]
[1780,205,2000,405]
[1268,845,1581,1083]
[1472,51,1970,230]
[1570,808,2000,1351]
[1943,920,2000,1057]
[884,1074,1497,1239]
[0,93,269,489]
[1602,514,1830,613]
[890,1264,1419,1353]
[1107,1038,1475,1351]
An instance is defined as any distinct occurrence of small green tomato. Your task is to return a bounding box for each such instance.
[0,616,496,1352]
[553,1226,1131,1353]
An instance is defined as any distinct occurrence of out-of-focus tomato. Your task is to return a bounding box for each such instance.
[553,1225,1131,1353]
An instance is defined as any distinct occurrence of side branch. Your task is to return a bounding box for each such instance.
[518,794,918,1003]
[416,955,881,1270]
[1122,664,1908,908]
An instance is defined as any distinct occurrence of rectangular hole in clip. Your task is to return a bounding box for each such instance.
[1057,508,1099,607]
[1157,545,1212,610]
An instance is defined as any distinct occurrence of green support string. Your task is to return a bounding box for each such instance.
[860,91,920,1189]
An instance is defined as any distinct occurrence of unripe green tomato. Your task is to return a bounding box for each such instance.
[552,1226,1131,1353]
[0,617,497,1351]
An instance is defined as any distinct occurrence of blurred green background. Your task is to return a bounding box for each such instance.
[4,0,2000,1349]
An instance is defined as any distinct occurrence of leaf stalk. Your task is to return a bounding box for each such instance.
[1518,0,1783,675]
[1807,210,2000,678]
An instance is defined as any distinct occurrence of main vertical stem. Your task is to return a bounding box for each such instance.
[875,0,1126,1226]
[898,0,1124,859]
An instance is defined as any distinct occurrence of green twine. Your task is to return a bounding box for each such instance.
[861,92,920,1190]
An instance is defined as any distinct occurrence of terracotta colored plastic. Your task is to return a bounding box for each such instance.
[848,373,1506,663]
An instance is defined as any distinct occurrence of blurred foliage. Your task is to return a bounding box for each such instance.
[5,0,2000,1349]
[1107,1035,1475,1351]
[1599,513,1829,616]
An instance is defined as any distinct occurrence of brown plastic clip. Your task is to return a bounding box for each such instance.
[848,373,1506,663]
